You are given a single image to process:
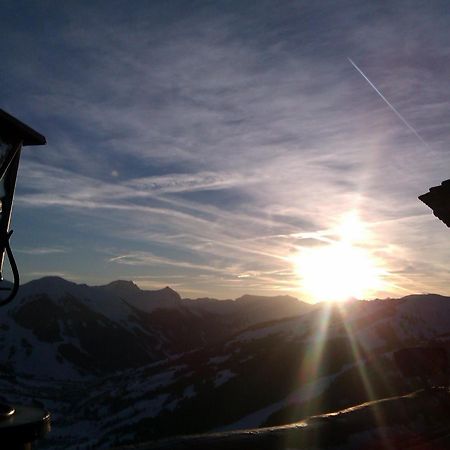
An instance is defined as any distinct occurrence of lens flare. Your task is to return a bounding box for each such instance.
[293,213,385,302]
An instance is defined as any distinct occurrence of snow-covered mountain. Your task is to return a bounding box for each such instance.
[98,295,450,448]
[1,278,450,449]
[1,277,312,379]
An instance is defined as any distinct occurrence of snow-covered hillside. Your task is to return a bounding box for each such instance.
[0,277,311,379]
[1,278,449,449]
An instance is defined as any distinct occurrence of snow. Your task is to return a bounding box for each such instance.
[101,394,170,431]
[13,278,139,327]
[4,285,450,449]
[350,323,386,351]
[116,369,177,398]
[398,295,450,335]
[236,324,281,342]
[218,364,353,431]
[0,321,84,380]
[208,354,230,365]
[228,310,317,346]
[214,369,236,387]
[162,384,196,412]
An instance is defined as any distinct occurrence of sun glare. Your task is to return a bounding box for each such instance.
[293,213,384,302]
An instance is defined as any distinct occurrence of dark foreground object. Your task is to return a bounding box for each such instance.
[419,179,450,227]
[117,387,450,450]
[0,404,50,449]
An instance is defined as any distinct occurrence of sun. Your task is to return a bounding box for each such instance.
[292,213,384,302]
[294,242,381,302]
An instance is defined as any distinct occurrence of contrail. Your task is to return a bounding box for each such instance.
[348,58,430,149]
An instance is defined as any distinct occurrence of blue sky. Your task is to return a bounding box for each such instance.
[2,0,450,300]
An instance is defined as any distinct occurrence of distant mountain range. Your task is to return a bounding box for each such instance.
[1,277,450,449]
[1,277,313,378]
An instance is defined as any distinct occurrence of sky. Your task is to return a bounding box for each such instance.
[1,0,450,301]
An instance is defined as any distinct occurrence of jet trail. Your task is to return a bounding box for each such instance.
[348,58,430,149]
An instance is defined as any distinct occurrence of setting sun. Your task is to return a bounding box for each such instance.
[293,213,384,302]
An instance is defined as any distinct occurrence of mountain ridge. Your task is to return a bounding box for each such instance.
[18,276,448,305]
[19,276,310,304]
[2,276,450,449]
[1,276,314,380]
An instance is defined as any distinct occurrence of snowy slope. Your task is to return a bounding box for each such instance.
[0,277,311,380]
[1,279,450,449]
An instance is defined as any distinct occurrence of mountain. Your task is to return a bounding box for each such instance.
[0,277,312,378]
[98,295,450,447]
[183,293,311,331]
[1,278,450,449]
[100,280,182,311]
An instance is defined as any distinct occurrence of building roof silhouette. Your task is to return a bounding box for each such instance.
[419,180,450,227]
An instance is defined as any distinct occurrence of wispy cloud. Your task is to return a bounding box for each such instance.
[3,1,450,299]
[109,252,226,274]
[17,247,68,255]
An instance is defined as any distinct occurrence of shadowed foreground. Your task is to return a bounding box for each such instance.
[116,387,450,450]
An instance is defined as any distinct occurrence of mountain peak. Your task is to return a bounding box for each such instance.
[29,276,75,286]
[162,286,177,294]
[103,279,141,293]
[150,286,182,302]
[23,276,78,293]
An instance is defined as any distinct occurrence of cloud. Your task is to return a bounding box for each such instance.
[3,1,450,298]
[17,247,68,255]
[109,252,226,274]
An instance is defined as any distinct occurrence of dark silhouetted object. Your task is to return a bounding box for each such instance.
[0,109,45,306]
[419,180,450,227]
[0,109,49,449]
[0,405,50,450]
[394,347,448,387]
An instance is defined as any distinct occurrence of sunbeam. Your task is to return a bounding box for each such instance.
[335,303,396,448]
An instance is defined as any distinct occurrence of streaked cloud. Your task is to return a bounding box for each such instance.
[2,1,450,300]
[17,247,68,256]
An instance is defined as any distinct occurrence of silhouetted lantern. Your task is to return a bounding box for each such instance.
[0,109,49,450]
[0,109,46,305]
[419,180,450,227]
